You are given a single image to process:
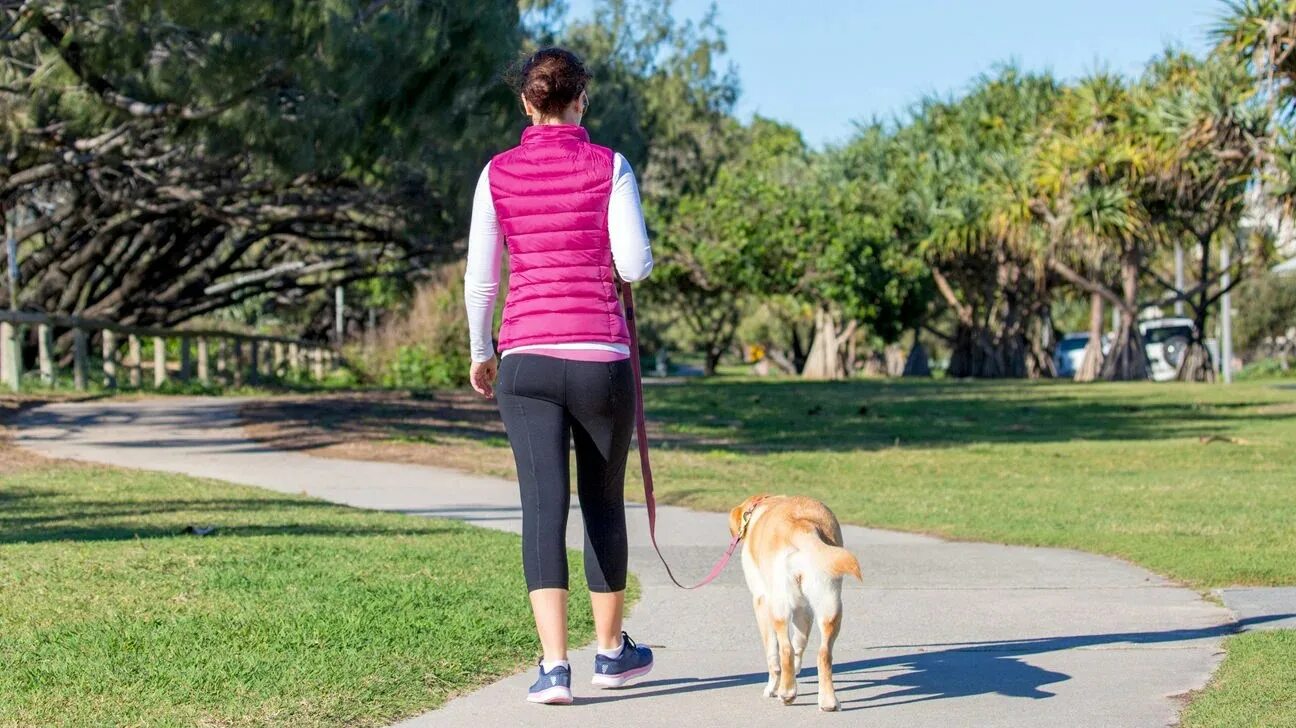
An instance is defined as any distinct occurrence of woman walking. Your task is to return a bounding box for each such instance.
[464,47,655,705]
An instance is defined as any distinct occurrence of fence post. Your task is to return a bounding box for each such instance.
[248,340,261,385]
[197,336,210,385]
[0,321,19,392]
[311,347,324,380]
[102,329,118,389]
[273,342,285,377]
[232,339,245,387]
[153,336,168,387]
[128,334,142,387]
[289,342,300,376]
[179,335,192,381]
[73,328,88,391]
[38,322,55,388]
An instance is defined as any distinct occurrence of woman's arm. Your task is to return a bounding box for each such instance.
[609,153,653,282]
[464,162,503,364]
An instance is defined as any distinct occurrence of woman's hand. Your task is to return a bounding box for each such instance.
[470,356,499,398]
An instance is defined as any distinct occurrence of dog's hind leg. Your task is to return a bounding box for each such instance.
[790,606,812,678]
[815,591,843,712]
[771,609,798,705]
[752,595,780,698]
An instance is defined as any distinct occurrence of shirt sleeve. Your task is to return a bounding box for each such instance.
[464,162,503,363]
[609,153,653,283]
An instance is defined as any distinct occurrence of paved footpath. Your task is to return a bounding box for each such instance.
[14,398,1258,727]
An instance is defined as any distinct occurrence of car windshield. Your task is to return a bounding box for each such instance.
[1144,326,1193,344]
[1057,338,1088,352]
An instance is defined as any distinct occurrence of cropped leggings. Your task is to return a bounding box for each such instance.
[495,354,635,593]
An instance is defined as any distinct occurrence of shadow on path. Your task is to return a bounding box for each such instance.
[578,615,1291,711]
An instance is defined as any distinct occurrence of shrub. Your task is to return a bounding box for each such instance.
[355,261,474,389]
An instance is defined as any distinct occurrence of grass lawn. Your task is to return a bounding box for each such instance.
[248,378,1296,589]
[0,452,602,727]
[1180,629,1296,728]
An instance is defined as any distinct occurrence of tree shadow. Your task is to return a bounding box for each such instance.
[239,391,507,453]
[641,379,1296,453]
[578,615,1292,710]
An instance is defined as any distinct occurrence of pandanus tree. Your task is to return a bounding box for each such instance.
[898,68,1061,378]
[1032,73,1156,381]
[1137,51,1269,381]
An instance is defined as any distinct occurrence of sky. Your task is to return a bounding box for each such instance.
[565,0,1225,148]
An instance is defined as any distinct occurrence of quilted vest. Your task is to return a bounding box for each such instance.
[489,124,630,351]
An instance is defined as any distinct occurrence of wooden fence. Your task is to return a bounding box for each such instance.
[0,310,338,393]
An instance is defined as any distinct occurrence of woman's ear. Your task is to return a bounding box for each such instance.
[520,93,534,117]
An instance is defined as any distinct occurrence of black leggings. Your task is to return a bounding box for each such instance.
[495,354,635,593]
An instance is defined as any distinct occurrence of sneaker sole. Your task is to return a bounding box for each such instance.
[590,662,653,689]
[526,685,573,705]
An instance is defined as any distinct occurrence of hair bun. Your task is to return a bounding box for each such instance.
[514,48,591,118]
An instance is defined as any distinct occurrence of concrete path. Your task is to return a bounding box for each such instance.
[14,398,1262,727]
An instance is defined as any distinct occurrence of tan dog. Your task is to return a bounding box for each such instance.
[729,494,862,711]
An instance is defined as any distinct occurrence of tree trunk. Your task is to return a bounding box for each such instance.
[1075,292,1105,382]
[1099,253,1149,381]
[903,330,931,377]
[801,308,854,380]
[1176,342,1217,382]
[1176,295,1217,383]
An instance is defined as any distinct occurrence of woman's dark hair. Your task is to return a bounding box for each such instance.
[511,47,591,118]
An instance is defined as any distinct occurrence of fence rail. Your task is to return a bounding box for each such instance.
[0,310,338,393]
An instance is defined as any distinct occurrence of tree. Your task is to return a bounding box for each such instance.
[1032,72,1156,381]
[1138,52,1269,381]
[891,68,1060,378]
[1,0,520,333]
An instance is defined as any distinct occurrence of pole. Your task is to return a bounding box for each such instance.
[1221,238,1234,385]
[334,285,345,345]
[5,208,18,311]
[1174,242,1185,317]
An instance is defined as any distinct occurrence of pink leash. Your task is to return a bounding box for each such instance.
[621,282,747,589]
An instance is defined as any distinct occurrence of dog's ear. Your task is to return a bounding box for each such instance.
[728,504,746,538]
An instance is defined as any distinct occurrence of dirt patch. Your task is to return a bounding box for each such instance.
[0,395,62,473]
[239,390,519,479]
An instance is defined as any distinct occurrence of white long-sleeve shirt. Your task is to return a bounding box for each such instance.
[464,152,653,363]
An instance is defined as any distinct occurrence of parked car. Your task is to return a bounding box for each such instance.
[1139,317,1196,382]
[1054,332,1111,379]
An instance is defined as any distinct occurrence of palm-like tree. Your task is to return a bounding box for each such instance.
[1032,72,1157,381]
[904,67,1061,378]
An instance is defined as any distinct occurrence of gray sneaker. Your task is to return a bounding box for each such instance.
[527,661,573,704]
[591,632,654,688]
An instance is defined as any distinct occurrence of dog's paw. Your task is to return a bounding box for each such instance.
[818,696,840,712]
[778,687,798,705]
[763,679,779,698]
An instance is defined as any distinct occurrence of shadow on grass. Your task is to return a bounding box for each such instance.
[0,485,451,545]
[641,379,1296,453]
[579,614,1293,711]
[18,380,1296,459]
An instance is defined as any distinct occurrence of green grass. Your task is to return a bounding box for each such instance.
[639,378,1296,588]
[0,461,602,727]
[635,377,1296,727]
[1180,630,1296,727]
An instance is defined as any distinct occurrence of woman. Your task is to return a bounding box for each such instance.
[463,47,654,705]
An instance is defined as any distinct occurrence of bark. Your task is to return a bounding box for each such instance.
[801,308,856,380]
[1176,342,1217,383]
[1075,292,1105,382]
[1098,253,1149,381]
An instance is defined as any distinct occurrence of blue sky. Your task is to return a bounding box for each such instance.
[566,0,1225,148]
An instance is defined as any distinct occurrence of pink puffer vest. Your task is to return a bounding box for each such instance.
[489,124,630,351]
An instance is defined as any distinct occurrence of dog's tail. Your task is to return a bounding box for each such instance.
[801,532,862,581]
[823,545,863,581]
